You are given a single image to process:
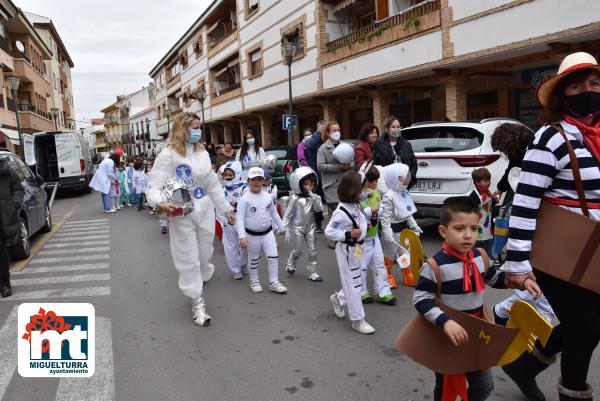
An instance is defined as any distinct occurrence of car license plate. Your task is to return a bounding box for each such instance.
[413,180,442,193]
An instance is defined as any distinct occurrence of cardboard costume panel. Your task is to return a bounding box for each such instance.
[400,229,424,286]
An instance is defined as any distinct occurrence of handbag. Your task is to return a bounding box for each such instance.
[530,125,600,294]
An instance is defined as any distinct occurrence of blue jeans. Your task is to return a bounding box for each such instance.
[130,192,138,205]
[137,193,145,210]
[102,193,111,212]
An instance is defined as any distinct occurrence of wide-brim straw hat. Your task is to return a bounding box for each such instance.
[536,52,600,107]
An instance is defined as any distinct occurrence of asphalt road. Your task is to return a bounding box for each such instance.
[0,191,597,401]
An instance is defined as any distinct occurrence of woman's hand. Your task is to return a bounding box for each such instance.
[340,163,351,171]
[157,203,177,214]
[240,238,248,249]
[226,212,236,225]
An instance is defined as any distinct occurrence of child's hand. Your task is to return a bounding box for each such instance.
[443,320,469,346]
[523,277,542,300]
[240,238,248,249]
[370,205,379,215]
[350,228,361,239]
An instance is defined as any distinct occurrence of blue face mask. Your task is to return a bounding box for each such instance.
[188,128,202,144]
[246,138,255,146]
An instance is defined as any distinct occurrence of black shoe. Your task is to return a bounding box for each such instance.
[558,381,593,401]
[161,226,168,235]
[0,282,12,298]
[315,226,323,233]
[502,345,555,401]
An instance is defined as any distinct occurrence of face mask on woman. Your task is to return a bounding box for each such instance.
[565,91,600,118]
[389,128,402,138]
[303,135,311,143]
[246,138,255,146]
[188,128,202,144]
[330,131,341,141]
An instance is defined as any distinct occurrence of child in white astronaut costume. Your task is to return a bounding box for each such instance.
[218,160,248,280]
[237,167,287,294]
[282,166,323,282]
[380,163,422,288]
[147,125,234,327]
[262,170,278,203]
[326,171,376,335]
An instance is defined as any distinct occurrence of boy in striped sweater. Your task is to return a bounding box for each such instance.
[413,196,540,401]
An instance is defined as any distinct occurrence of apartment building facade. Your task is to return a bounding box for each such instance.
[149,0,600,147]
[25,12,76,131]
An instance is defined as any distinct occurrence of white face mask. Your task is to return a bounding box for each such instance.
[330,131,341,141]
[389,128,401,138]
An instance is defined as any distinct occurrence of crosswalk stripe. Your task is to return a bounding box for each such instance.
[64,219,109,225]
[53,232,110,239]
[58,226,109,233]
[57,229,107,235]
[38,247,110,256]
[49,236,109,243]
[63,222,107,227]
[44,240,110,248]
[30,255,110,264]
[11,273,110,286]
[55,317,114,401]
[0,306,17,400]
[0,286,110,301]
[13,263,110,275]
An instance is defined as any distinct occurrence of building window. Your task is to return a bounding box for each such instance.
[193,34,203,56]
[167,62,180,80]
[211,55,241,97]
[245,0,259,19]
[247,45,263,79]
[281,18,306,64]
[178,49,188,68]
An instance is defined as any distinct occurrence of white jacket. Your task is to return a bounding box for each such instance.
[89,158,116,195]
[146,146,232,216]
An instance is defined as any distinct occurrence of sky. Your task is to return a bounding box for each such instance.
[16,0,212,124]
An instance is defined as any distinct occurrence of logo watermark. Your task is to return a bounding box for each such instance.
[18,303,95,377]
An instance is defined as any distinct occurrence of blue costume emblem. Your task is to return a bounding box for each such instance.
[175,164,193,185]
[193,187,205,199]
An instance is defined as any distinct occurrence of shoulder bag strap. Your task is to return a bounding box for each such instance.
[427,257,442,299]
[551,124,590,217]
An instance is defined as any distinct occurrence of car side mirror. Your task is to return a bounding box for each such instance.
[36,174,44,186]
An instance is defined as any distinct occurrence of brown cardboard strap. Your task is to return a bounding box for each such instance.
[571,223,600,284]
[551,124,590,217]
[477,248,490,273]
[427,257,442,299]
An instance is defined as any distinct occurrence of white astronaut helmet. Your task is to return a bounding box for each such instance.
[289,166,318,195]
[382,163,410,192]
[263,154,278,172]
[331,142,354,164]
[218,160,243,186]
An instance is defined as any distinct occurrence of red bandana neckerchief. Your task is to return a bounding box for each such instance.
[475,184,492,202]
[563,115,600,163]
[442,243,485,293]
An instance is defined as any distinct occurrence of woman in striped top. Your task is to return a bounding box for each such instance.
[504,52,600,401]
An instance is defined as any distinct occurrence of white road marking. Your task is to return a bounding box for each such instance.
[44,240,110,248]
[55,317,114,401]
[11,273,110,286]
[0,306,17,400]
[49,234,109,241]
[38,247,111,256]
[30,255,110,264]
[0,286,110,301]
[13,263,110,275]
[64,219,109,225]
[53,232,110,239]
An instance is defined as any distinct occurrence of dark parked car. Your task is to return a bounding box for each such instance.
[264,145,298,194]
[0,149,51,260]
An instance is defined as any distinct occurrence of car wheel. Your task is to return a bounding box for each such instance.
[9,216,30,260]
[41,204,52,233]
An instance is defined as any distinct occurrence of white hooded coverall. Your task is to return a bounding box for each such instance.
[218,161,247,275]
[147,146,233,299]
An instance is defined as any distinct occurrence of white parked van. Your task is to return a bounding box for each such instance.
[25,131,94,192]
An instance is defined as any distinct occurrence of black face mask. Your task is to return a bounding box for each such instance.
[564,91,600,118]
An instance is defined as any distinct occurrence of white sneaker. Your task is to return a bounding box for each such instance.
[250,280,263,293]
[117,206,122,210]
[268,281,287,294]
[232,272,243,280]
[351,319,375,334]
[329,293,345,319]
[104,209,116,214]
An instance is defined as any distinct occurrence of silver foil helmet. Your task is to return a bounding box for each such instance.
[289,166,318,195]
[158,178,195,218]
[263,154,278,172]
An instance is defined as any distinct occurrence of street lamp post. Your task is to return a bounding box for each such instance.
[5,77,24,158]
[195,86,207,137]
[51,107,59,130]
[281,38,297,146]
[145,118,150,156]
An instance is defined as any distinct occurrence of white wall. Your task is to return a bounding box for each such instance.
[448,0,514,21]
[322,31,443,90]
[451,0,600,56]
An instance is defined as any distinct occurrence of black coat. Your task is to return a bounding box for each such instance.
[0,159,24,245]
[371,135,418,189]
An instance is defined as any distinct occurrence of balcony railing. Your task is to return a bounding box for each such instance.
[213,82,241,98]
[325,0,440,52]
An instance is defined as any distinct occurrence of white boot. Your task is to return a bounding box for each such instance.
[286,255,297,275]
[351,319,375,334]
[191,296,211,327]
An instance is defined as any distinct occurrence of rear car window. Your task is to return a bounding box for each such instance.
[402,127,483,152]
[265,149,288,159]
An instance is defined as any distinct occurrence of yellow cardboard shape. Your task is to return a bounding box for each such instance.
[400,229,424,287]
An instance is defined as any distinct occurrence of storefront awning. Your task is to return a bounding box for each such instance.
[0,128,20,146]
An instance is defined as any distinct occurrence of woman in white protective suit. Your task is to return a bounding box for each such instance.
[147,112,235,327]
